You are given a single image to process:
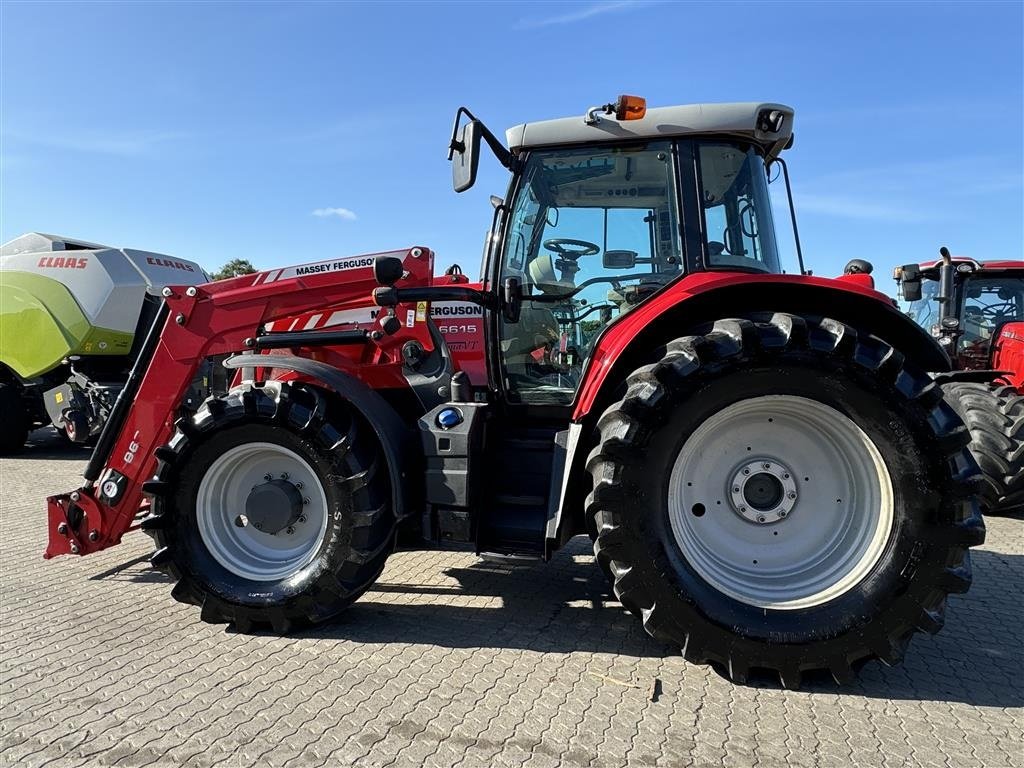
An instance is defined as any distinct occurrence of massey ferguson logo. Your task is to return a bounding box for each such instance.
[295,257,375,276]
[147,257,196,272]
[37,256,88,269]
[432,304,483,317]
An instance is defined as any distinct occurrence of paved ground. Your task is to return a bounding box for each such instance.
[1,430,1022,768]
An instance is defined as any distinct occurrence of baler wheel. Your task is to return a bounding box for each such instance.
[942,381,1023,516]
[142,381,395,632]
[586,313,984,687]
[0,383,28,454]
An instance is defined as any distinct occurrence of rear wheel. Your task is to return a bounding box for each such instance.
[587,314,985,686]
[942,381,1023,516]
[143,381,395,632]
[0,383,28,454]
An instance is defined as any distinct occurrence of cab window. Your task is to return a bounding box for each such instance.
[697,143,781,273]
[499,141,681,404]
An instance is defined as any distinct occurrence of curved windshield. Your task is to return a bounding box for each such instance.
[697,144,781,273]
[499,140,681,404]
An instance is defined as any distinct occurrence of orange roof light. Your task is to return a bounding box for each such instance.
[614,94,647,121]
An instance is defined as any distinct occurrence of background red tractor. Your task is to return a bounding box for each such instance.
[44,98,985,687]
[895,253,1023,515]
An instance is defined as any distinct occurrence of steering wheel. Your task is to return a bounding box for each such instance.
[543,238,600,260]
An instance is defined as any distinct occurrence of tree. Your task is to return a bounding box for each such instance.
[211,258,257,281]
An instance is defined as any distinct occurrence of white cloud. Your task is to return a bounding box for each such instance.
[311,207,357,221]
[515,0,657,30]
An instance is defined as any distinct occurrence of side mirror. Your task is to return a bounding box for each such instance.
[452,120,482,193]
[373,255,405,286]
[503,276,522,323]
[895,264,922,302]
[603,250,637,270]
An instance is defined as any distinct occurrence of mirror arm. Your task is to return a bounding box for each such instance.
[447,105,513,169]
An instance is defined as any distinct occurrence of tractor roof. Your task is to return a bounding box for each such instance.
[505,101,794,160]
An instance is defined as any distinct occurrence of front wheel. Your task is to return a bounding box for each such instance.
[587,314,985,686]
[143,381,395,633]
[0,383,28,454]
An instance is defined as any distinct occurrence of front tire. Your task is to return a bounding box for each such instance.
[143,381,395,633]
[942,382,1023,516]
[587,314,985,686]
[0,383,28,454]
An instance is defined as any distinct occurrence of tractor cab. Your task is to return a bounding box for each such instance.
[449,97,792,406]
[896,254,1024,372]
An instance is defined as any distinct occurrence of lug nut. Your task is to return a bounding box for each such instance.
[742,469,750,475]
[57,522,68,535]
[186,286,198,297]
[280,472,289,480]
[254,522,263,530]
[303,498,310,506]
[756,515,766,523]
[88,530,99,542]
[294,482,303,490]
[298,515,306,524]
[733,486,740,493]
[264,474,273,481]
[286,526,295,535]
[788,492,797,500]
[778,510,788,518]
[739,505,747,513]
[69,542,79,554]
[70,491,80,502]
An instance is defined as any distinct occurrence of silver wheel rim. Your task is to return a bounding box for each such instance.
[667,395,894,609]
[196,442,329,581]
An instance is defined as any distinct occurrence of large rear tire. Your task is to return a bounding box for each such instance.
[0,383,28,454]
[942,381,1023,516]
[143,381,395,633]
[587,314,985,687]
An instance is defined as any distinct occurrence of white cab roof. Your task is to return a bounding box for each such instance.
[505,101,794,159]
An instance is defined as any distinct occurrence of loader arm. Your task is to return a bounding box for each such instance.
[45,247,434,559]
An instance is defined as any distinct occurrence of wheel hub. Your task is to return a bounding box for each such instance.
[244,479,304,534]
[729,460,798,524]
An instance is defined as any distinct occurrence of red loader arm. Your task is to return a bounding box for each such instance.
[45,248,435,559]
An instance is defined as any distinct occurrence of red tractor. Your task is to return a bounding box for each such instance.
[46,98,985,687]
[895,253,1023,515]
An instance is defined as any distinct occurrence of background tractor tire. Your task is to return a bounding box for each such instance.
[0,383,29,454]
[587,313,985,687]
[143,381,395,633]
[942,381,1023,516]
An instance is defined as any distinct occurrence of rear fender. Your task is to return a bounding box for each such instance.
[224,354,416,521]
[991,321,1024,392]
[548,274,953,553]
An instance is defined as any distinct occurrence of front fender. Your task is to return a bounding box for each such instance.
[223,354,415,521]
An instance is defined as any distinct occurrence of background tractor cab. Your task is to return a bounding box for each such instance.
[895,250,1024,388]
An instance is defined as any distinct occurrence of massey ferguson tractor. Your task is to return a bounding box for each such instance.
[895,254,1023,515]
[45,98,987,687]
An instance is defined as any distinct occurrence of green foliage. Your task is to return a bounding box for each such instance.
[211,258,257,281]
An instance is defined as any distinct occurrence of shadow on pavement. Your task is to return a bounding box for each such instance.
[88,532,1023,706]
[15,428,93,461]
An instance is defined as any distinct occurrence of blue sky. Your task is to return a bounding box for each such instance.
[2,1,1021,286]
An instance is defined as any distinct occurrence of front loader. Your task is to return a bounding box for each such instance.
[46,97,985,687]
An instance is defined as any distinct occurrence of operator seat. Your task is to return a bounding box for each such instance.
[502,255,568,383]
